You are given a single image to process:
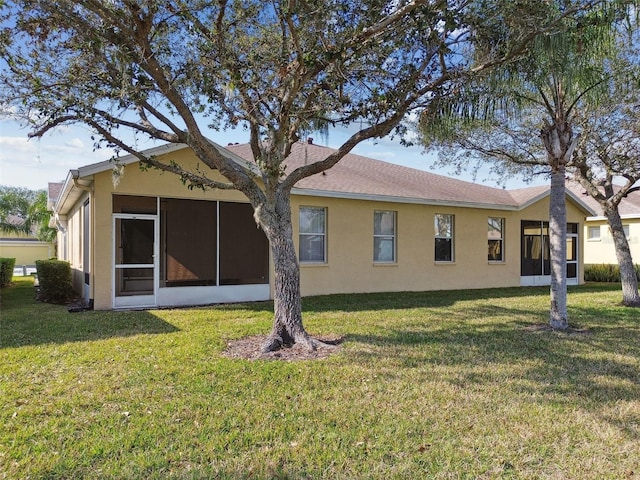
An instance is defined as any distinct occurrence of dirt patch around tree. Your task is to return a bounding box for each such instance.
[222,335,344,361]
[523,323,591,335]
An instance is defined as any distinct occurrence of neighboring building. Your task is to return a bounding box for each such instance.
[566,182,640,266]
[49,141,594,310]
[0,215,55,273]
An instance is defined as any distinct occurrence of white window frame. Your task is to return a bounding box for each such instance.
[435,213,454,262]
[299,206,327,263]
[373,210,396,263]
[488,217,505,262]
[587,225,601,241]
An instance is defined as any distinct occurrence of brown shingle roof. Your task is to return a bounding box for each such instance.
[227,142,549,209]
[48,182,64,207]
[566,181,640,218]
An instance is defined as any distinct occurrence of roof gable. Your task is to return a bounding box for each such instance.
[51,141,255,214]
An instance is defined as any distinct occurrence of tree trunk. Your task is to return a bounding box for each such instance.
[255,192,316,352]
[549,166,568,329]
[604,206,640,307]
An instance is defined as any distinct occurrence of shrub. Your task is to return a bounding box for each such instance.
[35,259,74,303]
[584,263,640,282]
[0,257,16,288]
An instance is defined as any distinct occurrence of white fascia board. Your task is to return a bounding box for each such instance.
[565,189,597,216]
[513,190,549,210]
[516,189,596,216]
[0,239,52,246]
[76,140,258,178]
[291,187,520,211]
[205,139,260,175]
[54,140,256,214]
[586,214,640,221]
[52,171,76,215]
[76,143,189,177]
[291,187,595,213]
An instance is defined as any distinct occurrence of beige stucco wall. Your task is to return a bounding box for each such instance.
[60,191,91,295]
[66,147,587,309]
[91,149,249,309]
[293,194,586,297]
[0,240,54,266]
[584,218,640,265]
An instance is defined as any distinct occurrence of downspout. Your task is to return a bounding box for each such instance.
[71,169,92,193]
[54,213,67,234]
[71,169,95,310]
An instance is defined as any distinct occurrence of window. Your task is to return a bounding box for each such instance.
[521,221,578,279]
[488,217,504,262]
[587,226,601,241]
[435,214,454,262]
[374,210,396,262]
[299,206,327,263]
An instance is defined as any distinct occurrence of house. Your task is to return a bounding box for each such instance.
[0,214,55,275]
[49,140,594,310]
[566,182,640,266]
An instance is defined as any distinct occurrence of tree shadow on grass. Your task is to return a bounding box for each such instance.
[302,286,551,312]
[1,277,176,348]
[346,315,639,386]
[344,304,640,438]
[1,308,179,349]
[124,284,621,317]
[299,283,624,313]
[203,286,558,316]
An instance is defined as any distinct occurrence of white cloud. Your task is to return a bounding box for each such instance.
[361,150,397,160]
[0,136,36,152]
[0,131,102,189]
[64,138,85,149]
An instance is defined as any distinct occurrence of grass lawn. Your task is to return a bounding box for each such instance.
[1,277,639,479]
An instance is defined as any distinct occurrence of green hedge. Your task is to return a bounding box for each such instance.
[584,263,640,283]
[35,259,74,303]
[0,257,16,288]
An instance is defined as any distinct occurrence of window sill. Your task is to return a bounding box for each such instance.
[434,261,455,265]
[373,262,398,267]
[300,262,329,268]
[587,239,601,242]
[488,261,505,265]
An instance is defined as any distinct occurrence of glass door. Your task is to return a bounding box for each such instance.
[113,214,157,308]
[521,221,580,286]
[521,221,550,277]
[567,224,579,285]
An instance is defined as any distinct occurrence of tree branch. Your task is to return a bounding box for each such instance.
[87,119,236,190]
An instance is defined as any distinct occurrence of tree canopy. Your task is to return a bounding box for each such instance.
[0,0,612,348]
[421,0,638,180]
[2,0,596,181]
[0,186,56,242]
[571,37,640,306]
[419,0,640,326]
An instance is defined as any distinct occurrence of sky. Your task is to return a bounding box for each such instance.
[0,114,547,192]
